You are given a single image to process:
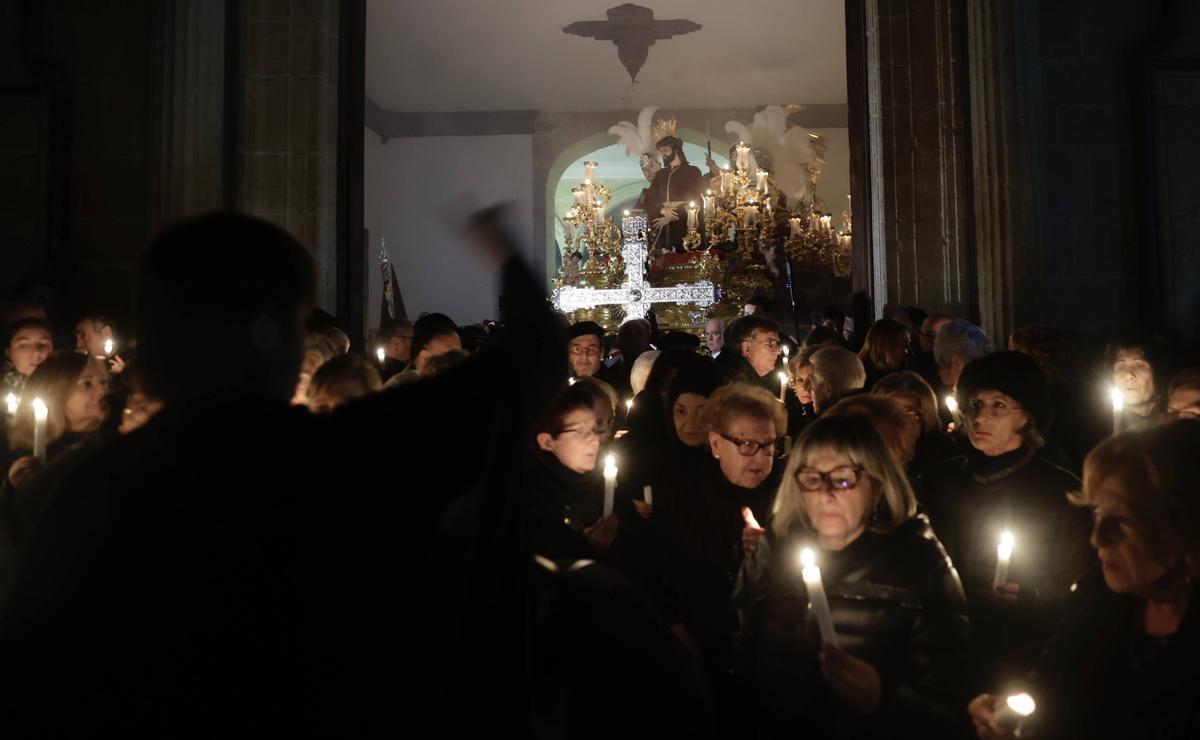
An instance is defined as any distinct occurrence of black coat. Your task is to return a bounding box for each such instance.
[922,446,1092,688]
[0,257,566,736]
[1019,567,1200,740]
[735,515,974,739]
[655,457,780,680]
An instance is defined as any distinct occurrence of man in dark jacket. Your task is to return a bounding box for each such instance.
[716,315,784,395]
[0,211,570,735]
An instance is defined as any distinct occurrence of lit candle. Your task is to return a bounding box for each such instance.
[702,191,715,219]
[782,345,790,360]
[583,179,595,203]
[994,531,1014,590]
[736,142,751,172]
[994,693,1036,735]
[945,395,962,428]
[687,202,698,231]
[5,393,17,415]
[571,187,587,206]
[583,160,598,181]
[32,397,48,461]
[603,454,617,518]
[568,377,576,386]
[721,168,732,195]
[756,169,768,194]
[625,398,633,413]
[799,548,838,646]
[820,213,833,234]
[103,338,115,357]
[643,484,653,507]
[375,346,385,364]
[1110,386,1124,435]
[789,217,803,238]
[778,371,788,401]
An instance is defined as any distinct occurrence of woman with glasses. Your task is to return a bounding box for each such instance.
[923,351,1092,692]
[735,414,972,739]
[969,420,1200,740]
[654,383,786,729]
[525,386,621,561]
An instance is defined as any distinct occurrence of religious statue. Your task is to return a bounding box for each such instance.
[639,133,702,253]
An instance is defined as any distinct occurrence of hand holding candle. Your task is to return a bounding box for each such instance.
[31,397,48,461]
[800,548,839,646]
[994,531,1014,591]
[603,454,617,518]
[742,507,765,554]
[994,692,1036,736]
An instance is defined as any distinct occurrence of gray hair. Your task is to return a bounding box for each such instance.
[810,347,867,397]
[630,350,661,396]
[934,319,991,367]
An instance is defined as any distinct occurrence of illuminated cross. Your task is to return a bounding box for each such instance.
[552,213,716,321]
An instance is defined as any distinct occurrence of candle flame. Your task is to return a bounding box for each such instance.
[103,338,114,355]
[800,547,816,569]
[376,347,385,363]
[32,397,48,421]
[568,378,576,386]
[1005,693,1036,717]
[782,345,790,358]
[778,372,788,383]
[623,209,630,216]
[5,393,16,414]
[945,395,959,413]
[998,531,1014,560]
[604,454,617,470]
[1110,386,1124,412]
[625,398,633,410]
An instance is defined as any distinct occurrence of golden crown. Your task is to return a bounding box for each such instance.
[650,116,677,143]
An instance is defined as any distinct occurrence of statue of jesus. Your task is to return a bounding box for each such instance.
[638,136,702,253]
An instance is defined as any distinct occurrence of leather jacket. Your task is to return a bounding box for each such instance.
[734,514,973,739]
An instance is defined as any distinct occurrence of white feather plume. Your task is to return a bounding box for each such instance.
[724,105,820,203]
[608,105,660,158]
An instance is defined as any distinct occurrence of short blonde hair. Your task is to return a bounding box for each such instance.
[9,353,108,451]
[1074,419,1200,577]
[871,371,941,436]
[787,345,820,377]
[772,415,917,538]
[699,383,787,438]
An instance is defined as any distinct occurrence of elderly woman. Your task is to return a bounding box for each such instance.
[923,351,1092,691]
[736,414,972,739]
[857,318,909,391]
[1106,336,1169,432]
[786,346,819,439]
[969,420,1200,739]
[654,383,786,719]
[809,347,867,415]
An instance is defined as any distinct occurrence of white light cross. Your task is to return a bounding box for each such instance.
[552,213,716,320]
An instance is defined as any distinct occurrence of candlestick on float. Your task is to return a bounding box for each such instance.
[643,484,653,507]
[687,202,699,231]
[702,191,715,219]
[603,454,617,518]
[31,397,48,461]
[756,169,769,194]
[799,548,838,646]
[1110,386,1124,435]
[994,531,1014,590]
[789,217,803,238]
[583,160,598,181]
[994,693,1036,736]
[736,142,751,172]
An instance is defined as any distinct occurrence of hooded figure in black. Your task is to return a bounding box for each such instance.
[640,135,703,253]
[922,351,1092,691]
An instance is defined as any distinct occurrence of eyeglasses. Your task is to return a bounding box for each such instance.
[569,346,601,356]
[717,431,783,458]
[559,426,601,440]
[794,465,864,492]
[967,399,1023,418]
[754,339,782,351]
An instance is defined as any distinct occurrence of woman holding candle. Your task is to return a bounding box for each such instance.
[922,352,1092,690]
[3,353,109,491]
[969,420,1200,739]
[652,383,785,724]
[1,318,54,409]
[525,386,620,560]
[735,414,972,739]
[1105,336,1170,433]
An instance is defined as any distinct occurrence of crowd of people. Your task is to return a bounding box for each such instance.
[0,209,1198,737]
